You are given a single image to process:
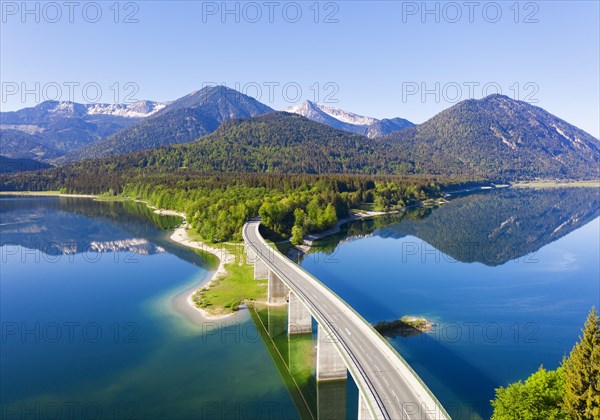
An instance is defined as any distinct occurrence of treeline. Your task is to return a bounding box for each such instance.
[120,175,441,242]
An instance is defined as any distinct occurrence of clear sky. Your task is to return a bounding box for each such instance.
[1,1,599,137]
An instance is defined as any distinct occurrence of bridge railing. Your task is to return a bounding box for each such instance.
[243,222,450,420]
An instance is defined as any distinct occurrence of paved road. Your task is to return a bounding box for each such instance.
[243,221,449,420]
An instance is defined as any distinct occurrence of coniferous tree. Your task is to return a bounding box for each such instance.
[563,307,600,419]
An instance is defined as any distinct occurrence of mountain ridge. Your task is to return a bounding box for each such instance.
[64,85,274,161]
[0,99,166,162]
[285,100,414,138]
[382,94,600,180]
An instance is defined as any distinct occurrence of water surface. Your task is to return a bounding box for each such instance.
[1,197,296,419]
[301,187,600,419]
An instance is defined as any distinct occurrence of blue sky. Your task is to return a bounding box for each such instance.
[1,1,599,137]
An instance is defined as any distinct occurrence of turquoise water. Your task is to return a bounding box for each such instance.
[300,187,600,419]
[0,197,296,419]
[2,189,598,419]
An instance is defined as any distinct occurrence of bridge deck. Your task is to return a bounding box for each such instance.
[243,221,449,420]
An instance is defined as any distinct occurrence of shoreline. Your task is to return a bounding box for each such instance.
[0,190,242,322]
[169,227,239,321]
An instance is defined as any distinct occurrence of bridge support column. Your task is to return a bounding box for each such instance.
[288,291,312,334]
[254,258,268,280]
[358,392,374,420]
[268,270,288,304]
[316,325,347,381]
[245,246,256,265]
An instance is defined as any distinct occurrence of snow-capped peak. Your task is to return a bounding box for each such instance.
[316,103,377,126]
[286,100,377,127]
[85,100,167,118]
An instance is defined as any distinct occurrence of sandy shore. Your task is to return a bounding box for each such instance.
[0,191,97,199]
[169,226,239,321]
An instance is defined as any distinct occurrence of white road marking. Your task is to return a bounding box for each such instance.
[345,328,351,336]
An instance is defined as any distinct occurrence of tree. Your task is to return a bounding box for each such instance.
[563,307,600,419]
[491,366,567,420]
[291,225,305,245]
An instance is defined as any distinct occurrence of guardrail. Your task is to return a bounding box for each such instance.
[242,221,450,420]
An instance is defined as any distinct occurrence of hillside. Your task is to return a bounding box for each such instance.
[67,86,274,161]
[0,156,52,173]
[74,112,408,174]
[383,95,600,180]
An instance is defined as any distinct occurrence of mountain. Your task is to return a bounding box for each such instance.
[383,94,600,180]
[1,94,598,188]
[80,112,407,174]
[366,117,414,138]
[67,86,274,161]
[285,100,413,138]
[0,112,416,194]
[0,100,165,163]
[0,155,52,173]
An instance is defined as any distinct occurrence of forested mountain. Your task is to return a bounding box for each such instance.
[77,112,412,174]
[382,95,600,180]
[0,156,52,173]
[67,86,274,161]
[286,100,414,138]
[0,100,165,162]
[1,94,598,183]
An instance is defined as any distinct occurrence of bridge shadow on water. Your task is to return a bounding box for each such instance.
[391,334,499,420]
[249,299,498,420]
[248,303,359,420]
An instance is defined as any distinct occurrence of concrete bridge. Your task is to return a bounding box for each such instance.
[243,220,450,420]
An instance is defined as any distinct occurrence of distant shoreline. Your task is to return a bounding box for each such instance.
[511,180,600,188]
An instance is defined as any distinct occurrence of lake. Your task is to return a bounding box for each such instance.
[1,188,598,419]
[301,187,600,419]
[0,197,297,419]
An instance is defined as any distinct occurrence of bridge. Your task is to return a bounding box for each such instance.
[243,220,450,420]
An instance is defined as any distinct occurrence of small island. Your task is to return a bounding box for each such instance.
[374,316,435,338]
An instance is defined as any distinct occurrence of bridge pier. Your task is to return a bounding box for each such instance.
[316,325,347,381]
[288,290,312,334]
[268,269,288,304]
[254,258,269,280]
[245,246,256,265]
[358,393,374,420]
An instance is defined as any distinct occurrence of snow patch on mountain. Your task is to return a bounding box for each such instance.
[286,101,375,127]
[0,124,45,134]
[313,103,377,126]
[285,100,412,138]
[86,101,167,118]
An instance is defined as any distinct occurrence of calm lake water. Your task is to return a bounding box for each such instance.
[301,187,600,419]
[0,197,297,420]
[1,188,598,420]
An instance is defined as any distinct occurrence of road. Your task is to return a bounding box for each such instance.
[243,221,449,420]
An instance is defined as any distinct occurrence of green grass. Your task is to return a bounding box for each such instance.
[351,202,376,212]
[192,251,267,315]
